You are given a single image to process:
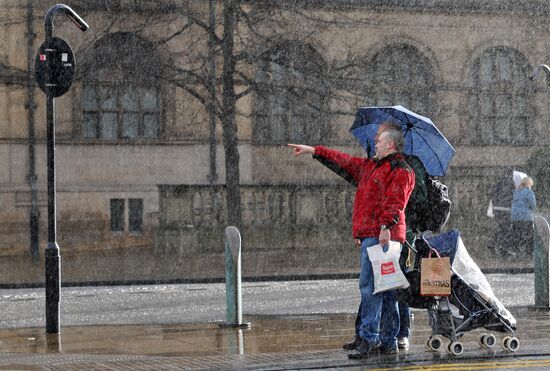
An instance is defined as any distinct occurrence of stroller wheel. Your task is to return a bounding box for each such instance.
[427,337,442,351]
[479,333,496,348]
[508,337,520,351]
[447,341,463,356]
[501,336,520,352]
[478,333,487,348]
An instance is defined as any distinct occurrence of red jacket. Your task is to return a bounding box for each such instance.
[314,146,415,242]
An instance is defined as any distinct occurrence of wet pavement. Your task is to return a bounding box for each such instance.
[1,275,549,370]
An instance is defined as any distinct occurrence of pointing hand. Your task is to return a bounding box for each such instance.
[288,144,314,156]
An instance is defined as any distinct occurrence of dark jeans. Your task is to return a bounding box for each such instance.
[397,238,411,338]
[490,211,513,255]
[397,301,410,338]
[357,238,400,348]
[512,221,534,255]
[354,240,411,340]
[353,299,409,339]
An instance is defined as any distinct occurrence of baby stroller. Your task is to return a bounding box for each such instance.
[398,229,519,356]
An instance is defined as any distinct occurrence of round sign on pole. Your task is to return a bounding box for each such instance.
[35,37,76,97]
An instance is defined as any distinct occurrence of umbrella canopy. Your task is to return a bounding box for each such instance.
[350,105,455,176]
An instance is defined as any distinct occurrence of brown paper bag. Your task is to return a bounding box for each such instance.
[420,256,451,296]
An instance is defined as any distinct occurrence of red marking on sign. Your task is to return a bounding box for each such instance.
[40,54,46,61]
[381,262,395,275]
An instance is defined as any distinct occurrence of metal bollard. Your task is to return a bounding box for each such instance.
[219,226,250,328]
[533,214,550,308]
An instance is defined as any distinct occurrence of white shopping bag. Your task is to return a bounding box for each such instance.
[367,241,410,294]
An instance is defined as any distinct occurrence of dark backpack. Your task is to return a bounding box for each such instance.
[411,177,452,233]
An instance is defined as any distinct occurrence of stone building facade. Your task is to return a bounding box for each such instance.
[1,0,549,284]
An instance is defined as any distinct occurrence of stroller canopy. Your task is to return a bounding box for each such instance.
[423,229,516,328]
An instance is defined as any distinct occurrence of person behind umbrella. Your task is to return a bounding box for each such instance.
[511,176,536,255]
[288,124,415,358]
[488,175,515,257]
[342,123,428,353]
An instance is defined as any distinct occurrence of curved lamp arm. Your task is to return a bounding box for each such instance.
[45,4,88,40]
[529,64,550,82]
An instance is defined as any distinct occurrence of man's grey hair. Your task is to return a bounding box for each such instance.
[381,122,404,152]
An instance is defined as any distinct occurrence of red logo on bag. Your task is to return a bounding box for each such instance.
[381,262,395,275]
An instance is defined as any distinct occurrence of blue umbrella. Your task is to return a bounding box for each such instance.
[350,105,455,176]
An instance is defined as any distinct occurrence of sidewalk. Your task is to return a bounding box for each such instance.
[0,274,548,370]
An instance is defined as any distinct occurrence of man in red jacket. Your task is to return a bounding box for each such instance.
[288,124,415,358]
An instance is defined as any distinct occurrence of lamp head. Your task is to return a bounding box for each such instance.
[45,4,88,38]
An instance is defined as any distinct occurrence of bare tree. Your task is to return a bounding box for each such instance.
[46,1,366,228]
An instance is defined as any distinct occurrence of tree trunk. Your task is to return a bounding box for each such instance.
[207,0,217,184]
[221,0,241,228]
[26,0,40,263]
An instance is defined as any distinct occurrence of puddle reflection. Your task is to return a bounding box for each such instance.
[223,328,244,355]
[0,314,355,356]
[45,333,62,353]
[0,310,548,357]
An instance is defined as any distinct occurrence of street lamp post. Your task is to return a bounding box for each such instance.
[34,4,88,334]
[529,63,550,308]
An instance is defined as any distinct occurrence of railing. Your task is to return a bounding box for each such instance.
[159,184,354,227]
[488,205,550,308]
[156,184,550,286]
[155,184,361,277]
[157,184,355,254]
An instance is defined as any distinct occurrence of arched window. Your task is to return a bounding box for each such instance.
[365,44,437,118]
[469,47,533,145]
[78,32,166,140]
[253,41,329,144]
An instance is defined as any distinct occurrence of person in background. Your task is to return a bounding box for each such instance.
[511,176,536,255]
[397,153,427,350]
[489,175,515,257]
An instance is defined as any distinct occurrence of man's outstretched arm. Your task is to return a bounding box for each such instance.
[288,143,315,156]
[288,143,364,186]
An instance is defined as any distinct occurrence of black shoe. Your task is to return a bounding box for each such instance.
[343,336,361,351]
[379,345,399,354]
[348,339,381,359]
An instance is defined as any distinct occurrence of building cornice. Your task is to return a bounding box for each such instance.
[36,1,550,16]
[263,0,550,16]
